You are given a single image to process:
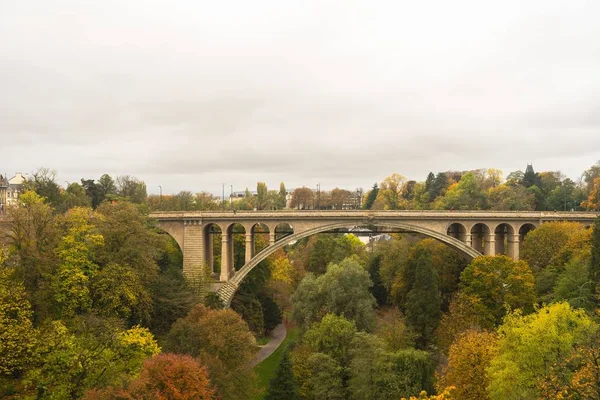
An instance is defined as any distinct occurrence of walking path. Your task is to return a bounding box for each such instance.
[250,322,287,367]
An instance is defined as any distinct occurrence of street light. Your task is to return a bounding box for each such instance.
[222,183,225,210]
[230,185,233,210]
[158,186,162,203]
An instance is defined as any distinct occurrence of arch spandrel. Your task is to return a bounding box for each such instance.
[218,221,482,306]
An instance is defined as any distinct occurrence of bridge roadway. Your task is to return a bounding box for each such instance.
[150,210,599,306]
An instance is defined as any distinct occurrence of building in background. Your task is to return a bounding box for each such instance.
[0,175,8,214]
[0,172,28,212]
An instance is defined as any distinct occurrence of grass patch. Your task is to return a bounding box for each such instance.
[256,336,270,346]
[252,326,300,400]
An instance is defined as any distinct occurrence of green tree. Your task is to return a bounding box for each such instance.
[292,258,376,331]
[367,254,388,306]
[439,172,488,210]
[277,182,287,209]
[303,314,357,368]
[389,349,435,398]
[256,182,268,210]
[405,251,441,348]
[553,258,594,310]
[363,183,379,209]
[61,182,92,212]
[22,168,63,209]
[522,163,539,188]
[97,174,117,201]
[265,352,299,400]
[306,353,346,400]
[348,332,397,400]
[487,302,597,400]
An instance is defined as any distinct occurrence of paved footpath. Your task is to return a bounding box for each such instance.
[250,322,287,367]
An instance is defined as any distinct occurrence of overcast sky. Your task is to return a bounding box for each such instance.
[1,1,599,195]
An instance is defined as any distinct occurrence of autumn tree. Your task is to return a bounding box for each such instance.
[437,330,497,400]
[116,175,147,204]
[377,173,408,210]
[0,266,38,379]
[374,308,416,352]
[164,304,258,400]
[6,190,59,319]
[436,292,496,354]
[290,187,314,209]
[459,255,536,325]
[52,207,104,318]
[591,216,600,305]
[330,188,352,209]
[129,354,215,399]
[23,318,159,399]
[521,221,587,273]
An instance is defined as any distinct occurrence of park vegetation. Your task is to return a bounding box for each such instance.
[1,162,600,398]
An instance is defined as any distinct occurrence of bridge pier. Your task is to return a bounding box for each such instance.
[507,233,520,260]
[220,233,233,282]
[484,234,496,256]
[245,232,254,263]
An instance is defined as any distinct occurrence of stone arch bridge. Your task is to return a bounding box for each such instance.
[149,211,597,306]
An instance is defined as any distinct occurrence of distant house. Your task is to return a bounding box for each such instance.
[0,172,28,212]
[0,175,8,214]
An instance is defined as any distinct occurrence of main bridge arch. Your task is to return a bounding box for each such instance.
[217,221,482,306]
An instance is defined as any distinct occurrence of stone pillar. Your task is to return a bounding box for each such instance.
[463,233,472,247]
[245,232,253,263]
[495,234,505,255]
[269,231,276,246]
[471,233,483,253]
[484,234,496,256]
[182,221,204,281]
[204,230,214,273]
[507,234,520,260]
[220,233,232,282]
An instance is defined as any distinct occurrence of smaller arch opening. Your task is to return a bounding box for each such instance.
[204,223,222,275]
[251,223,270,253]
[447,223,467,242]
[494,223,515,256]
[228,223,246,271]
[275,223,294,242]
[519,223,536,239]
[470,223,491,253]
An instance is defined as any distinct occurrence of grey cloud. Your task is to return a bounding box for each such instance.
[1,0,599,194]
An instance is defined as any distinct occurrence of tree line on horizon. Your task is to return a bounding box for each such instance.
[12,161,600,213]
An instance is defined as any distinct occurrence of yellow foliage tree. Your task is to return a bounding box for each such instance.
[581,177,600,211]
[437,330,497,400]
